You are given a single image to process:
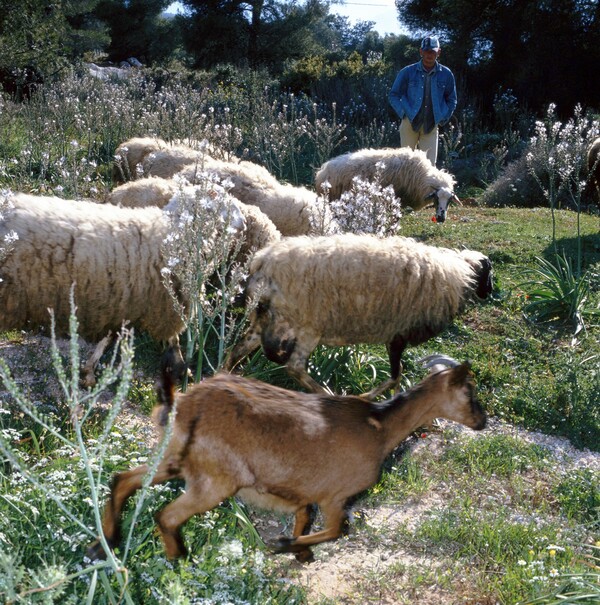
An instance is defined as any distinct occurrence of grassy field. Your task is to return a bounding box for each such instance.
[0,199,598,604]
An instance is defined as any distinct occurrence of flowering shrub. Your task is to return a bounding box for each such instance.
[161,171,254,384]
[327,162,402,237]
[0,191,18,277]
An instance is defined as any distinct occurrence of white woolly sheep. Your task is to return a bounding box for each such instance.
[225,233,493,398]
[113,138,334,235]
[180,158,337,236]
[112,137,168,183]
[107,176,281,261]
[87,355,486,563]
[0,189,246,385]
[112,137,222,184]
[315,147,459,222]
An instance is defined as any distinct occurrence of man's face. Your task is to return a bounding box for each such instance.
[420,48,440,70]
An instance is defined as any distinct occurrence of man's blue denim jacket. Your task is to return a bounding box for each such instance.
[389,61,457,127]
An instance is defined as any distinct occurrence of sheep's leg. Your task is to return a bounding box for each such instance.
[86,462,175,560]
[360,337,405,400]
[286,339,331,394]
[81,332,114,388]
[272,499,346,555]
[223,328,262,371]
[155,478,237,559]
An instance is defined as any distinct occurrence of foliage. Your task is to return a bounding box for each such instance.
[93,0,178,65]
[160,173,254,385]
[482,104,600,211]
[0,192,18,267]
[520,253,599,338]
[0,0,108,98]
[326,165,403,236]
[0,294,139,603]
[394,0,600,116]
[518,543,600,605]
[555,470,600,525]
[179,0,332,72]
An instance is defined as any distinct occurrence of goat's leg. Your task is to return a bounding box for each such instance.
[162,335,189,383]
[272,499,346,555]
[155,478,237,559]
[86,463,175,560]
[289,504,318,563]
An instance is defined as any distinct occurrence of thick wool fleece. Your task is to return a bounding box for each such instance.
[247,233,483,345]
[315,147,455,208]
[0,193,183,341]
[181,158,336,237]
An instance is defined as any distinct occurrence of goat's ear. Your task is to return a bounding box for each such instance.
[450,362,472,385]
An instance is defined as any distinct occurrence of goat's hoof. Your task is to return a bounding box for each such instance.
[270,536,294,553]
[270,537,315,562]
[294,548,315,563]
[85,539,108,561]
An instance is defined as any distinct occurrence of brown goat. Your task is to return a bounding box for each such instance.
[87,358,486,563]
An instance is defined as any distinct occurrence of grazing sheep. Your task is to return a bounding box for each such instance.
[315,147,459,222]
[587,136,600,202]
[107,176,281,261]
[180,158,336,236]
[112,137,168,183]
[86,355,486,563]
[225,233,493,398]
[112,137,221,184]
[0,189,245,385]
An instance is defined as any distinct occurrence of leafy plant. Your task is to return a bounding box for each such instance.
[520,253,598,337]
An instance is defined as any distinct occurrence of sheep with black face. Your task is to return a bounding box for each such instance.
[225,233,493,398]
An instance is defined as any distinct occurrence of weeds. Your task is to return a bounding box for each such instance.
[520,253,598,338]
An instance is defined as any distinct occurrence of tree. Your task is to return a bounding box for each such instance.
[179,0,331,71]
[93,0,178,65]
[394,0,600,116]
[0,0,108,97]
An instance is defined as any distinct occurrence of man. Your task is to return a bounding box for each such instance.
[389,36,457,165]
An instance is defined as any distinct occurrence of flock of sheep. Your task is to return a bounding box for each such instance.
[0,136,484,385]
[1,135,496,562]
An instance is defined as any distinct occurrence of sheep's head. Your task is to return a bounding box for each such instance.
[426,187,460,223]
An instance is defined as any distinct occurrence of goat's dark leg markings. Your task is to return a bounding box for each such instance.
[273,498,347,553]
[155,478,237,559]
[289,504,318,563]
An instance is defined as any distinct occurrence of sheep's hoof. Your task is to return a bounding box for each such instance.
[85,539,108,561]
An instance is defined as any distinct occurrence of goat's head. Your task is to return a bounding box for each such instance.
[419,355,487,430]
[425,187,461,223]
